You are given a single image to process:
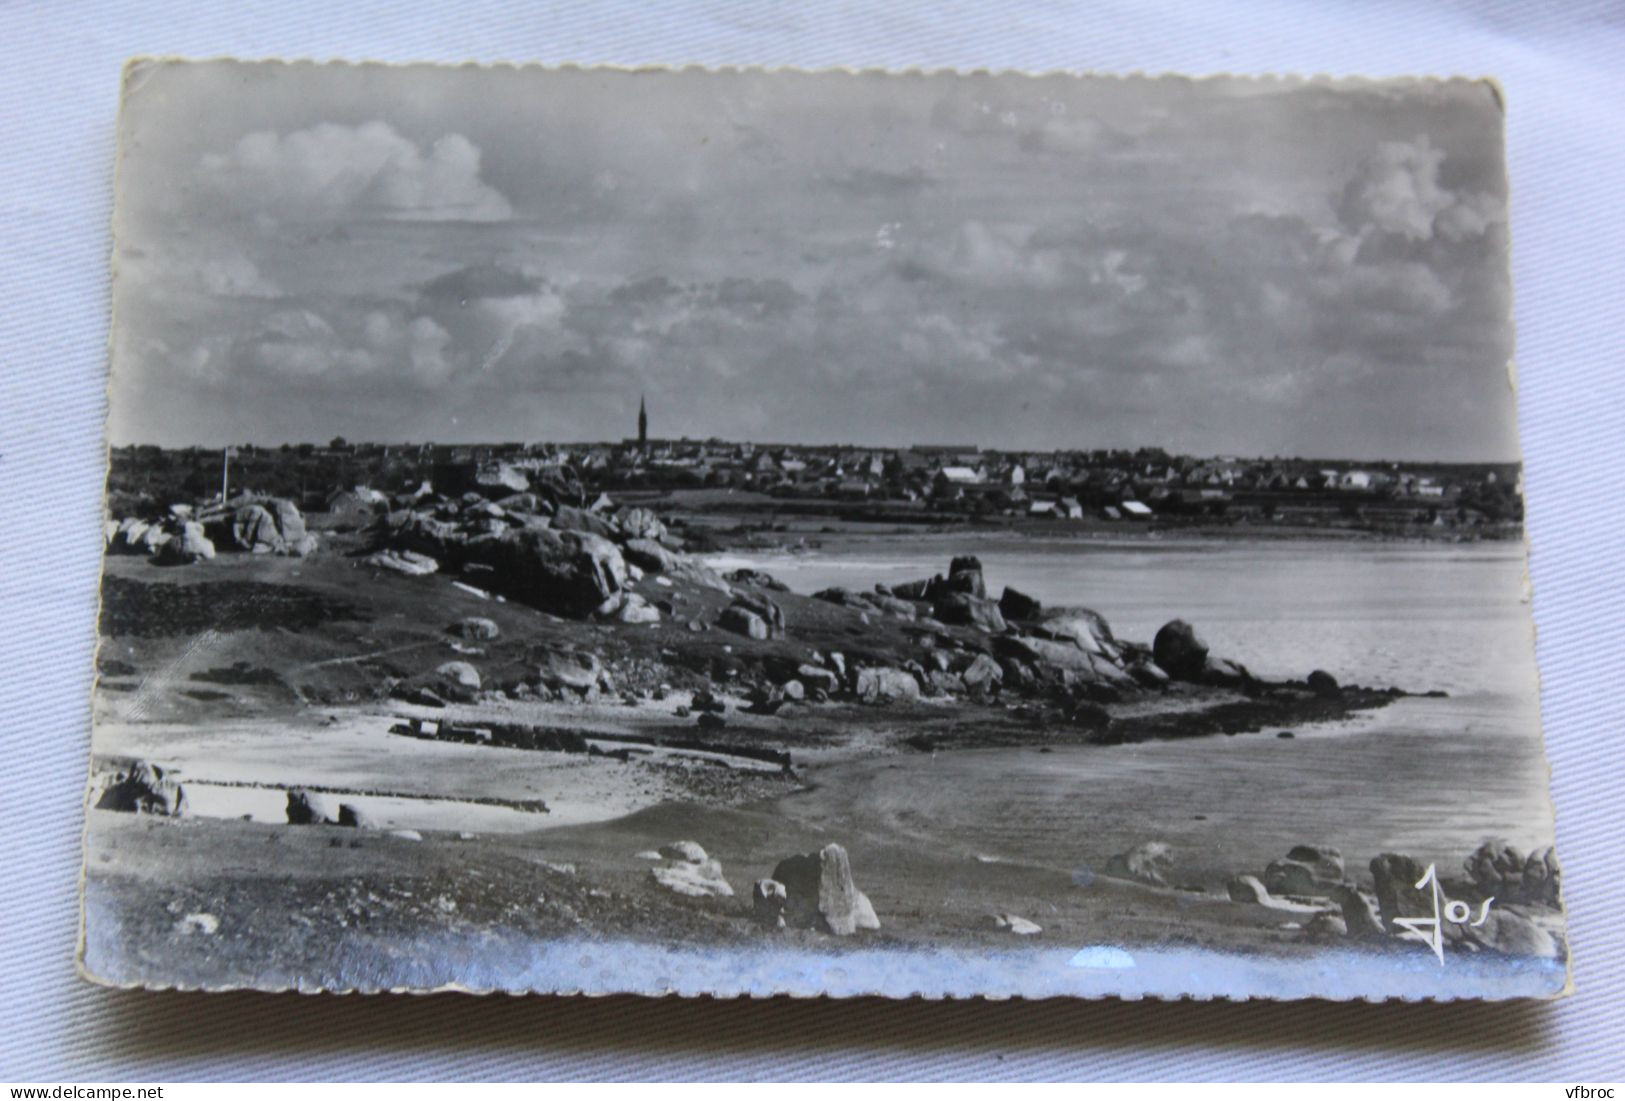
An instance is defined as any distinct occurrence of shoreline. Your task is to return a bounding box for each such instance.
[83,489,1562,993]
[89,663,1413,837]
[652,504,1525,553]
[81,695,1566,1000]
[592,482,1525,551]
[697,525,1530,557]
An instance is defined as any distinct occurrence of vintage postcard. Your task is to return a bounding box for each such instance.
[83,60,1566,1000]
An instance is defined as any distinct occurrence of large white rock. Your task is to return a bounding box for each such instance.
[772,843,879,935]
[651,858,734,898]
[434,661,481,690]
[365,549,439,576]
[659,840,708,863]
[991,913,1043,935]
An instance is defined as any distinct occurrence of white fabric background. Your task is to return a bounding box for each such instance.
[2,0,1622,1081]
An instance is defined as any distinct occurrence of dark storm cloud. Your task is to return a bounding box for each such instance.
[107,62,1516,460]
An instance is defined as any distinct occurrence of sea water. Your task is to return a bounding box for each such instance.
[708,537,1554,875]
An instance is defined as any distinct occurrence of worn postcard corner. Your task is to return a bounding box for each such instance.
[83,59,1567,1003]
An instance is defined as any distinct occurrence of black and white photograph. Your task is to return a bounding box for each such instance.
[82,59,1566,1001]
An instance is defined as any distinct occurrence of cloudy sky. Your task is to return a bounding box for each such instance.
[108,62,1517,460]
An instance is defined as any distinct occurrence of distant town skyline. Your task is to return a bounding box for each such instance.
[109,64,1519,462]
[108,419,1522,470]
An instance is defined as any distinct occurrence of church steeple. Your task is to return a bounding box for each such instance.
[637,393,648,453]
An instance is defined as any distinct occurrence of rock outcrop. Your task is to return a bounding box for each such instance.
[533,648,609,699]
[336,802,374,829]
[1262,859,1320,898]
[1285,844,1346,882]
[854,666,921,704]
[286,788,339,825]
[432,661,482,698]
[155,521,216,566]
[617,593,661,624]
[1370,852,1434,934]
[1465,838,1526,895]
[942,555,987,599]
[771,843,879,935]
[475,462,529,495]
[109,517,152,554]
[1104,841,1174,886]
[219,498,310,555]
[229,504,282,552]
[725,568,789,591]
[660,840,708,863]
[94,760,187,817]
[993,635,1097,675]
[550,505,619,541]
[961,653,1004,697]
[933,592,1007,633]
[473,528,629,618]
[1152,620,1209,681]
[718,604,769,640]
[365,549,439,576]
[998,586,1043,622]
[622,537,679,574]
[271,498,307,545]
[649,840,734,898]
[752,878,789,928]
[1462,906,1562,958]
[1037,608,1117,657]
[1521,846,1563,908]
[615,506,667,542]
[1329,883,1387,939]
[730,592,786,639]
[453,616,500,641]
[1462,839,1564,910]
[990,913,1042,935]
[1306,669,1341,699]
[795,664,840,695]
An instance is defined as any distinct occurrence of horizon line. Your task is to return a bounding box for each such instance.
[105,436,1524,468]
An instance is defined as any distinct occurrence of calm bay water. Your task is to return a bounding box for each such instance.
[707,536,1557,874]
[706,536,1537,693]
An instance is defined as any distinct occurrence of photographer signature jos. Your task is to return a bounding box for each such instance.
[1394,862,1495,965]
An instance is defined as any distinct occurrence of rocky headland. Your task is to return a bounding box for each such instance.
[83,473,1565,989]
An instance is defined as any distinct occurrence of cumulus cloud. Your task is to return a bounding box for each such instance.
[198,121,512,222]
[894,220,1071,288]
[898,312,1010,373]
[196,254,282,296]
[1326,259,1453,316]
[233,305,454,386]
[1339,136,1502,243]
[1085,249,1147,295]
[415,264,574,373]
[118,247,281,299]
[106,67,1515,457]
